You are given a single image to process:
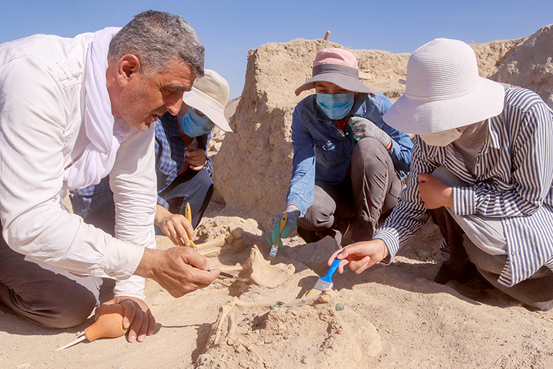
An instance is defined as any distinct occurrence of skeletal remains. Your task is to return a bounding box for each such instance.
[205,289,335,363]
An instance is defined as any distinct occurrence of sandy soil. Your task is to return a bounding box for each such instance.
[1,200,552,369]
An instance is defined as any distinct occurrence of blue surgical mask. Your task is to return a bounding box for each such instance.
[179,107,215,137]
[315,92,354,120]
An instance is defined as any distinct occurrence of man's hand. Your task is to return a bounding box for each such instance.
[155,205,194,246]
[186,146,207,170]
[348,117,392,149]
[135,247,219,297]
[96,297,155,343]
[328,239,389,274]
[417,173,453,209]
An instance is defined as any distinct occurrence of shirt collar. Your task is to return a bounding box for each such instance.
[485,116,502,151]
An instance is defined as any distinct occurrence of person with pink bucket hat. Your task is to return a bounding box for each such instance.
[268,48,413,249]
[330,38,553,311]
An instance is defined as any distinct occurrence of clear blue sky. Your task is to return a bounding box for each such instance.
[1,0,550,99]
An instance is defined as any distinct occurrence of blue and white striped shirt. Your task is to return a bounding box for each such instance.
[375,87,553,287]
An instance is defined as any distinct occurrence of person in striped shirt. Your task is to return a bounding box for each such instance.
[329,38,553,311]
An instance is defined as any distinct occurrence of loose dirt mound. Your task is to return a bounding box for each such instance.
[194,296,382,369]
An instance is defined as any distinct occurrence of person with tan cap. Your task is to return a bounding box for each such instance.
[268,48,412,248]
[329,38,553,311]
[71,69,232,246]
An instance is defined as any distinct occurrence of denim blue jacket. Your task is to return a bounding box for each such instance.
[286,92,413,216]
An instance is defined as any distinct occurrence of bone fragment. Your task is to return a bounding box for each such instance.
[233,289,333,308]
[228,337,264,363]
[212,303,234,345]
[229,225,244,239]
[218,265,244,274]
[195,234,226,250]
[225,234,235,244]
[225,311,237,342]
[232,239,245,248]
[243,245,294,288]
[198,247,223,256]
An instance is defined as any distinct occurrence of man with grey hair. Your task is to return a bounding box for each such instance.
[0,10,220,342]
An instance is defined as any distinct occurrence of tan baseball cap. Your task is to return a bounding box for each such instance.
[182,69,232,132]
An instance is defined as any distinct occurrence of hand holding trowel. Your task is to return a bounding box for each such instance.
[267,204,300,258]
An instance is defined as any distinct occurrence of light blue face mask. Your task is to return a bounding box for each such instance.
[179,107,215,137]
[315,92,354,120]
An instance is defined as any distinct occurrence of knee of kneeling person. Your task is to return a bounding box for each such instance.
[38,288,97,329]
[298,211,333,230]
[352,137,389,167]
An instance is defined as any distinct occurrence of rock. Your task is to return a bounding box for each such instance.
[489,24,553,109]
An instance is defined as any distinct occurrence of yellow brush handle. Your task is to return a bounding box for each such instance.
[272,212,288,248]
[278,213,287,235]
[184,203,197,248]
[185,202,193,223]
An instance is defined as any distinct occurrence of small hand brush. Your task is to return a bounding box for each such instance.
[269,213,287,258]
[305,257,341,298]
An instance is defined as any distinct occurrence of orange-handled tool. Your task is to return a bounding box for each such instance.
[55,304,127,351]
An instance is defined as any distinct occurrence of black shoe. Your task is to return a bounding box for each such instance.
[446,280,489,301]
[438,262,494,300]
[433,263,466,285]
[456,263,494,290]
[332,218,352,247]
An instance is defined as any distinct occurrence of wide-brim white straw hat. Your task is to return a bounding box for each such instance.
[182,69,232,132]
[295,48,374,96]
[383,38,504,135]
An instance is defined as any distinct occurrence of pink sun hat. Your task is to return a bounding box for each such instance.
[295,48,374,96]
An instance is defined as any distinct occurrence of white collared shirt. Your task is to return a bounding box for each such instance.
[0,32,157,299]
